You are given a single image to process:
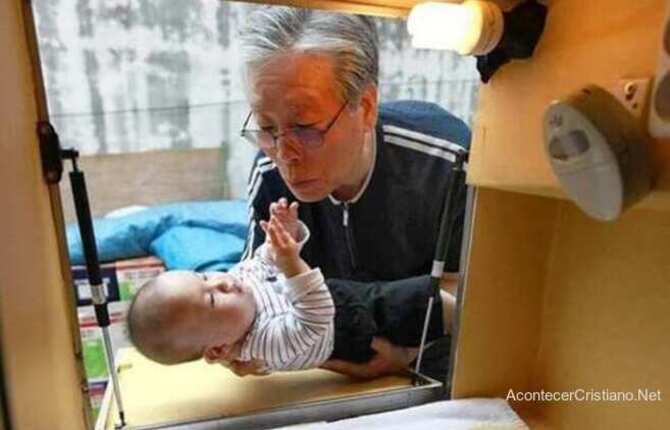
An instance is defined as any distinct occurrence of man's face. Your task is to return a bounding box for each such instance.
[247,52,371,202]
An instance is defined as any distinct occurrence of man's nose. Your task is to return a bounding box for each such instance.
[275,135,302,164]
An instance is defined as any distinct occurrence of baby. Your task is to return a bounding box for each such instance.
[127,199,453,372]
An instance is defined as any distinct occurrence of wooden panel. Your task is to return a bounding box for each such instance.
[230,0,414,17]
[451,187,559,399]
[468,0,670,206]
[230,0,524,17]
[531,203,670,429]
[0,333,7,430]
[59,148,229,223]
[0,1,87,429]
[453,188,670,429]
[102,349,415,429]
[454,2,670,424]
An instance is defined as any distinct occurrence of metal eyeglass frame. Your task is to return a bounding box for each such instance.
[240,101,349,151]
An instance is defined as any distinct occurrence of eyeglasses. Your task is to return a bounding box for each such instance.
[240,101,349,151]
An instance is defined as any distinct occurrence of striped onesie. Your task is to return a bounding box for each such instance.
[227,225,335,372]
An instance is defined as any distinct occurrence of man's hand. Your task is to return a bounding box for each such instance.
[320,337,418,379]
[440,272,459,334]
[440,272,459,296]
[269,197,300,240]
[260,215,309,277]
[208,358,270,377]
[228,360,270,377]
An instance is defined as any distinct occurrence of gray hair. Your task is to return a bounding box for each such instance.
[239,6,379,103]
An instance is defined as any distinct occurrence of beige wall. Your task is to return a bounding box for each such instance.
[0,1,88,429]
[533,203,670,428]
[454,189,670,429]
[452,188,559,399]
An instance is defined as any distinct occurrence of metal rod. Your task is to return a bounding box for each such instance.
[413,296,435,379]
[430,152,468,283]
[102,326,125,427]
[66,153,126,427]
[418,152,467,386]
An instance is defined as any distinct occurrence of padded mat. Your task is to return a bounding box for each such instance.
[101,348,415,429]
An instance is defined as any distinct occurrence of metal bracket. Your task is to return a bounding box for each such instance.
[37,121,63,184]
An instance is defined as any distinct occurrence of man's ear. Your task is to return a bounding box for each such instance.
[203,345,228,364]
[359,84,379,131]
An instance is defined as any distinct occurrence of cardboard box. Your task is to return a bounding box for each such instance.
[71,257,164,306]
[88,380,107,422]
[114,257,165,301]
[78,303,129,382]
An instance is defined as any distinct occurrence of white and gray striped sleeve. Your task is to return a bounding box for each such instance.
[256,268,335,369]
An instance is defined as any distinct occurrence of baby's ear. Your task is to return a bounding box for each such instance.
[203,345,228,363]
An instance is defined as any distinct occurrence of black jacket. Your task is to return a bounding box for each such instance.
[243,100,471,282]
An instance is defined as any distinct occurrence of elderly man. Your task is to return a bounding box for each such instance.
[235,7,470,380]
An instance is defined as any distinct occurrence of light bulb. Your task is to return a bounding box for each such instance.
[407,1,504,55]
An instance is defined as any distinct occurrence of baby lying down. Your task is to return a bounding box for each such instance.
[127,199,454,373]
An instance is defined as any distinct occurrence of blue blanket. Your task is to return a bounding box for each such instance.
[66,200,248,272]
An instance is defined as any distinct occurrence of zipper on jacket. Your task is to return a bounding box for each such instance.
[342,203,357,270]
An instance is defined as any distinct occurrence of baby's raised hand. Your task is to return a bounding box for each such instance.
[260,216,306,277]
[269,197,300,240]
[261,216,299,260]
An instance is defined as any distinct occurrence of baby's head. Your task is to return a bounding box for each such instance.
[127,271,256,365]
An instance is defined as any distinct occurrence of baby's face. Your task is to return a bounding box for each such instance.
[158,271,256,354]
